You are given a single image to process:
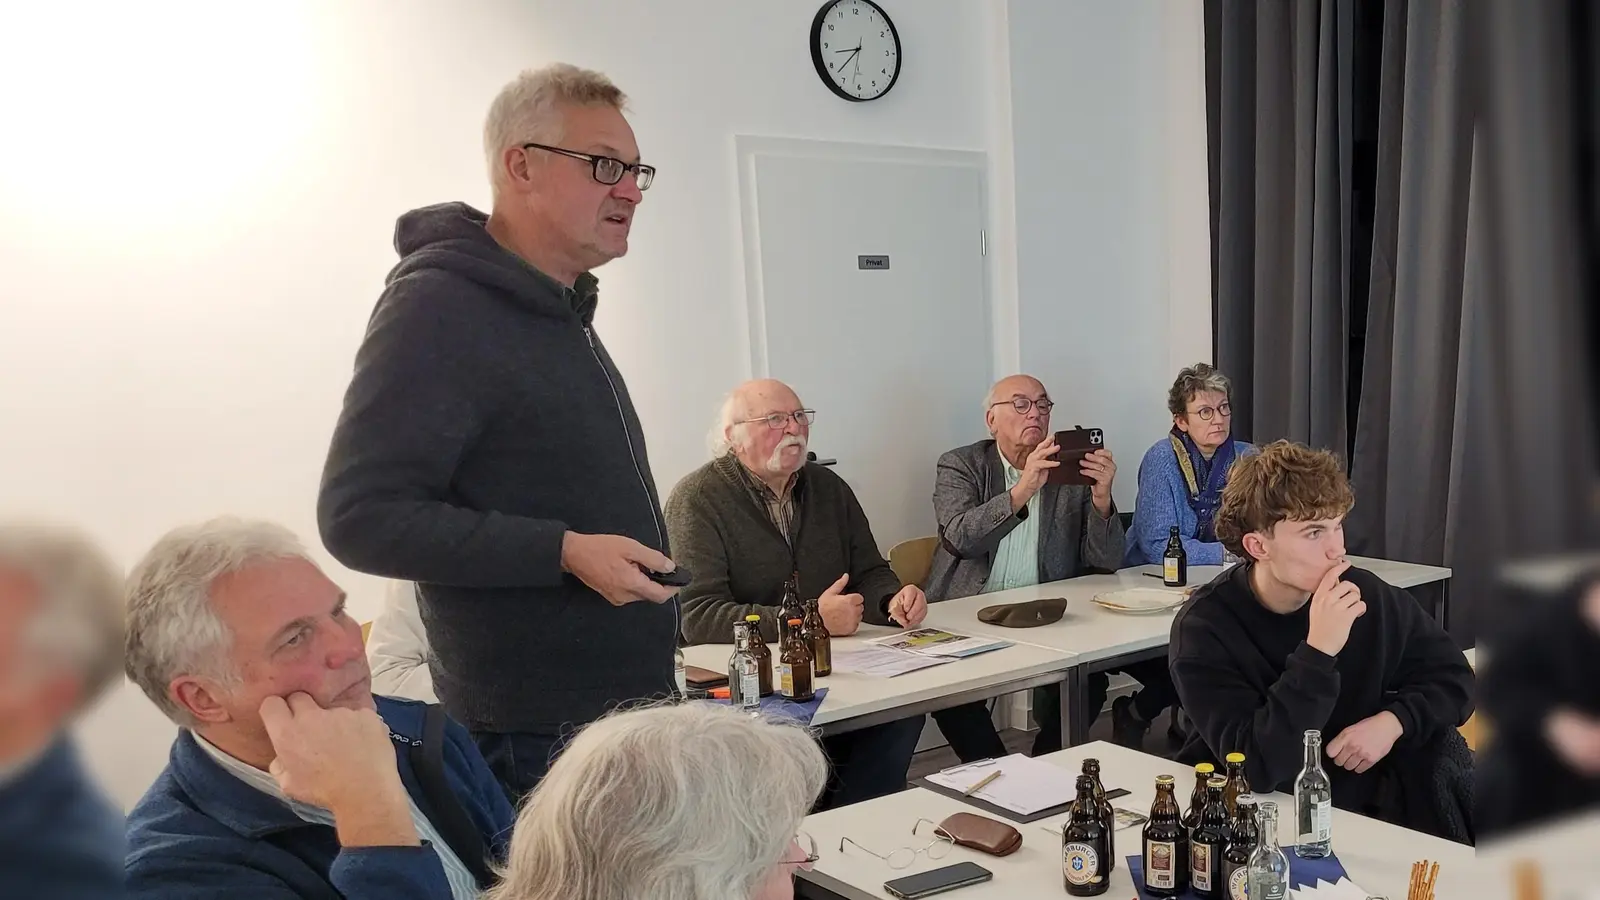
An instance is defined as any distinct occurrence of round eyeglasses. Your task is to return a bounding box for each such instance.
[839,819,956,869]
[989,397,1054,416]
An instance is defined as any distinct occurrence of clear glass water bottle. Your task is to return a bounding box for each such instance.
[1294,729,1333,857]
[728,622,761,715]
[1246,801,1289,900]
[673,647,687,699]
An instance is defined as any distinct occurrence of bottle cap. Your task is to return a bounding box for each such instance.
[1156,774,1175,786]
[745,614,761,622]
[1208,775,1227,790]
[787,618,802,626]
[1226,752,1246,764]
[1195,762,1215,774]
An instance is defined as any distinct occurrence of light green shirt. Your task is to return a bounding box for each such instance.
[983,455,1041,592]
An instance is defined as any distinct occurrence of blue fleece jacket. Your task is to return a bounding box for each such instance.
[125,695,514,900]
[1123,438,1256,567]
[0,738,124,899]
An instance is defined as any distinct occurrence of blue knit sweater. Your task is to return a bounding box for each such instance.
[0,739,124,900]
[1123,438,1256,567]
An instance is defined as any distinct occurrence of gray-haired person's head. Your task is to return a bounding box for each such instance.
[0,523,125,718]
[1167,362,1232,417]
[486,702,828,900]
[123,517,309,725]
[483,63,629,195]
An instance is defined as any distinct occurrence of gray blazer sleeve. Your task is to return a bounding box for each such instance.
[933,448,1025,559]
[1080,495,1125,572]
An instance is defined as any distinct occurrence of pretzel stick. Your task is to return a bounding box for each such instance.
[1409,861,1422,900]
[1427,861,1440,899]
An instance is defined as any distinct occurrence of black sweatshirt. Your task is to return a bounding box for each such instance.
[318,202,675,734]
[1168,563,1473,811]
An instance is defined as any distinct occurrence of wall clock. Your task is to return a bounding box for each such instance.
[810,0,902,102]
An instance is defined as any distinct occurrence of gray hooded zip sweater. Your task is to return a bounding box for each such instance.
[318,202,674,734]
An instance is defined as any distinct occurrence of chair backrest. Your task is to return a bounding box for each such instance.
[889,536,940,589]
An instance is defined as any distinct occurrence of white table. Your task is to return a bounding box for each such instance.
[920,557,1453,746]
[797,741,1474,900]
[682,623,1078,736]
[1478,810,1600,898]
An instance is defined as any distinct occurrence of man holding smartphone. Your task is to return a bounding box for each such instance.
[924,375,1176,756]
[1168,441,1474,837]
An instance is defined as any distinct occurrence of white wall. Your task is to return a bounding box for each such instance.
[0,0,1205,808]
[1007,0,1213,511]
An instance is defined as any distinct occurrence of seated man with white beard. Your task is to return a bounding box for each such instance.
[668,378,929,809]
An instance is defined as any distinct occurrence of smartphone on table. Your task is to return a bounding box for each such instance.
[883,861,994,899]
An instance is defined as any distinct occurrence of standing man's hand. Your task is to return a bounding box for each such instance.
[1305,560,1365,657]
[887,585,927,627]
[1009,438,1060,512]
[1081,448,1117,517]
[561,532,677,606]
[260,693,418,848]
[817,573,865,636]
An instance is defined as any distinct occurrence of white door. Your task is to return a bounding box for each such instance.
[738,138,993,553]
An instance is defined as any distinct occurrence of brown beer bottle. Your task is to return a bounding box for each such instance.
[1062,774,1110,896]
[1223,752,1250,817]
[1190,776,1229,899]
[743,614,773,697]
[1142,775,1187,898]
[1184,762,1215,834]
[777,573,805,647]
[1221,794,1260,900]
[778,618,815,701]
[801,594,832,677]
[1081,758,1116,875]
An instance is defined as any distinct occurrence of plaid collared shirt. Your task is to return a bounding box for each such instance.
[734,459,800,545]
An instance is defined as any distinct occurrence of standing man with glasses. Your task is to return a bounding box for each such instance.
[923,375,1176,752]
[667,378,928,808]
[1124,364,1257,567]
[319,64,676,802]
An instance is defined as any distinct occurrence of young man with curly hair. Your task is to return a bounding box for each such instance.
[1168,441,1474,838]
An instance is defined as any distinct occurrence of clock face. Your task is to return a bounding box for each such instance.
[810,0,901,102]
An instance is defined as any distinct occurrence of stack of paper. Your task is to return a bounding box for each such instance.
[867,627,1011,659]
[925,754,1078,816]
[1288,878,1373,899]
[830,645,952,677]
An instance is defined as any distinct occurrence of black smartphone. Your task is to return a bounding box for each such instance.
[1104,787,1131,801]
[883,862,994,899]
[645,565,692,588]
[1046,427,1105,486]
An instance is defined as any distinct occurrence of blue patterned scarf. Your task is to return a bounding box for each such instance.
[1168,427,1237,543]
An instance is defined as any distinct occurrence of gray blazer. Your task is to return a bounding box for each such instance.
[925,439,1125,602]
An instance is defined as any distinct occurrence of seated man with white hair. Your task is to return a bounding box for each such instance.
[0,523,126,898]
[485,702,827,900]
[123,518,515,900]
[667,378,928,809]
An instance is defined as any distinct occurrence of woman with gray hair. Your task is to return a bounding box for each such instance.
[487,702,827,900]
[1124,362,1257,567]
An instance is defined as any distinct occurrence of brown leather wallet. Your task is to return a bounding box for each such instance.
[936,812,1023,857]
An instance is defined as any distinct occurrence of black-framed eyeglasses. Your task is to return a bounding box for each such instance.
[779,832,821,868]
[1188,401,1232,421]
[521,142,656,190]
[989,397,1054,416]
[838,819,956,870]
[737,409,817,430]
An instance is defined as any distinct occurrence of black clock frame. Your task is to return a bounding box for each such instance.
[809,0,903,103]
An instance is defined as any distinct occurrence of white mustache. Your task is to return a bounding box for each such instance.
[766,434,807,472]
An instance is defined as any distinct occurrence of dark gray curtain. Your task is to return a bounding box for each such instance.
[1207,0,1600,644]
[1209,0,1354,453]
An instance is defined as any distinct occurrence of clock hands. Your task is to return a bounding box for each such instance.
[833,39,863,82]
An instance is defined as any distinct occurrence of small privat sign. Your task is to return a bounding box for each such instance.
[857,255,890,270]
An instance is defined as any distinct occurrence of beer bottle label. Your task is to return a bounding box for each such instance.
[739,672,760,705]
[1227,867,1250,900]
[1062,843,1100,886]
[1191,844,1212,891]
[779,664,795,697]
[1165,558,1180,582]
[1144,840,1177,889]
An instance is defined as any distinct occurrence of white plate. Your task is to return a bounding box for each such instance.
[1091,588,1188,615]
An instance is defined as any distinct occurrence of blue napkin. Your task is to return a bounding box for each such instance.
[710,687,828,725]
[1124,849,1349,899]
